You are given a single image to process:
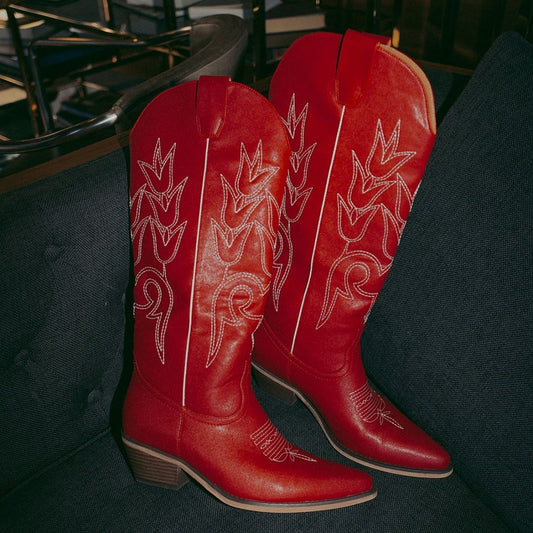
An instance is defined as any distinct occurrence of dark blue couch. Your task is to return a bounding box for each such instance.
[1,32,531,532]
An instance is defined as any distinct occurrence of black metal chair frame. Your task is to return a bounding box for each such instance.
[0,14,248,156]
[2,1,196,137]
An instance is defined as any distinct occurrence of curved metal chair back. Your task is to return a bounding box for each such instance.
[0,14,248,155]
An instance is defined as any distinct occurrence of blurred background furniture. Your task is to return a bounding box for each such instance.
[0,0,247,136]
[0,13,247,174]
[1,0,531,148]
[1,0,165,138]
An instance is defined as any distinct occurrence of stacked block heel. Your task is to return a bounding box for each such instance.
[123,437,189,490]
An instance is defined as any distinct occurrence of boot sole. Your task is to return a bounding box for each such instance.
[252,363,453,479]
[122,434,377,512]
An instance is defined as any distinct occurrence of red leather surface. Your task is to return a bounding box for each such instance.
[123,76,374,506]
[253,31,450,474]
[127,78,288,416]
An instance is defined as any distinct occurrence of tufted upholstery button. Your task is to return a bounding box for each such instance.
[87,388,102,406]
[43,244,65,262]
[14,349,30,368]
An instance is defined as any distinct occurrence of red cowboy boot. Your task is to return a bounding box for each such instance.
[122,76,376,512]
[252,31,452,477]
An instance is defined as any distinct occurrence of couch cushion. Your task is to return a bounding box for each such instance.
[0,386,510,532]
[361,32,533,532]
[0,149,130,495]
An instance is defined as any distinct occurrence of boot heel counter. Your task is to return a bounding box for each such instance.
[122,369,146,440]
[122,369,183,456]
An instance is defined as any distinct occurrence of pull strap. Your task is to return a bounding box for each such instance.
[195,76,230,139]
[335,30,382,107]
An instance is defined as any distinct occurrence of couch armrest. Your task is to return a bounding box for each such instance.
[0,146,131,495]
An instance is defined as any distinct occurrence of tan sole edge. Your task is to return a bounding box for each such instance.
[122,435,377,513]
[252,363,453,479]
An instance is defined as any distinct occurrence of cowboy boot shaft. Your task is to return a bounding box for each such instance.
[266,32,436,372]
[253,31,451,476]
[123,76,376,509]
[129,78,287,417]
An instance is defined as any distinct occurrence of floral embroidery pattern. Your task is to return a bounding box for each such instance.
[207,141,281,368]
[131,138,188,364]
[318,119,416,328]
[271,95,316,311]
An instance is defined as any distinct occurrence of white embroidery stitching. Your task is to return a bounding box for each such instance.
[366,120,415,181]
[206,141,281,368]
[349,382,404,429]
[318,119,416,328]
[271,94,315,311]
[250,420,318,462]
[134,267,173,364]
[208,273,269,368]
[132,138,188,365]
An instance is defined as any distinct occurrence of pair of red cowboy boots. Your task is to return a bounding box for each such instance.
[122,30,452,513]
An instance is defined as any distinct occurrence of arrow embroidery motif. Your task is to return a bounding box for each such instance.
[350,382,404,429]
